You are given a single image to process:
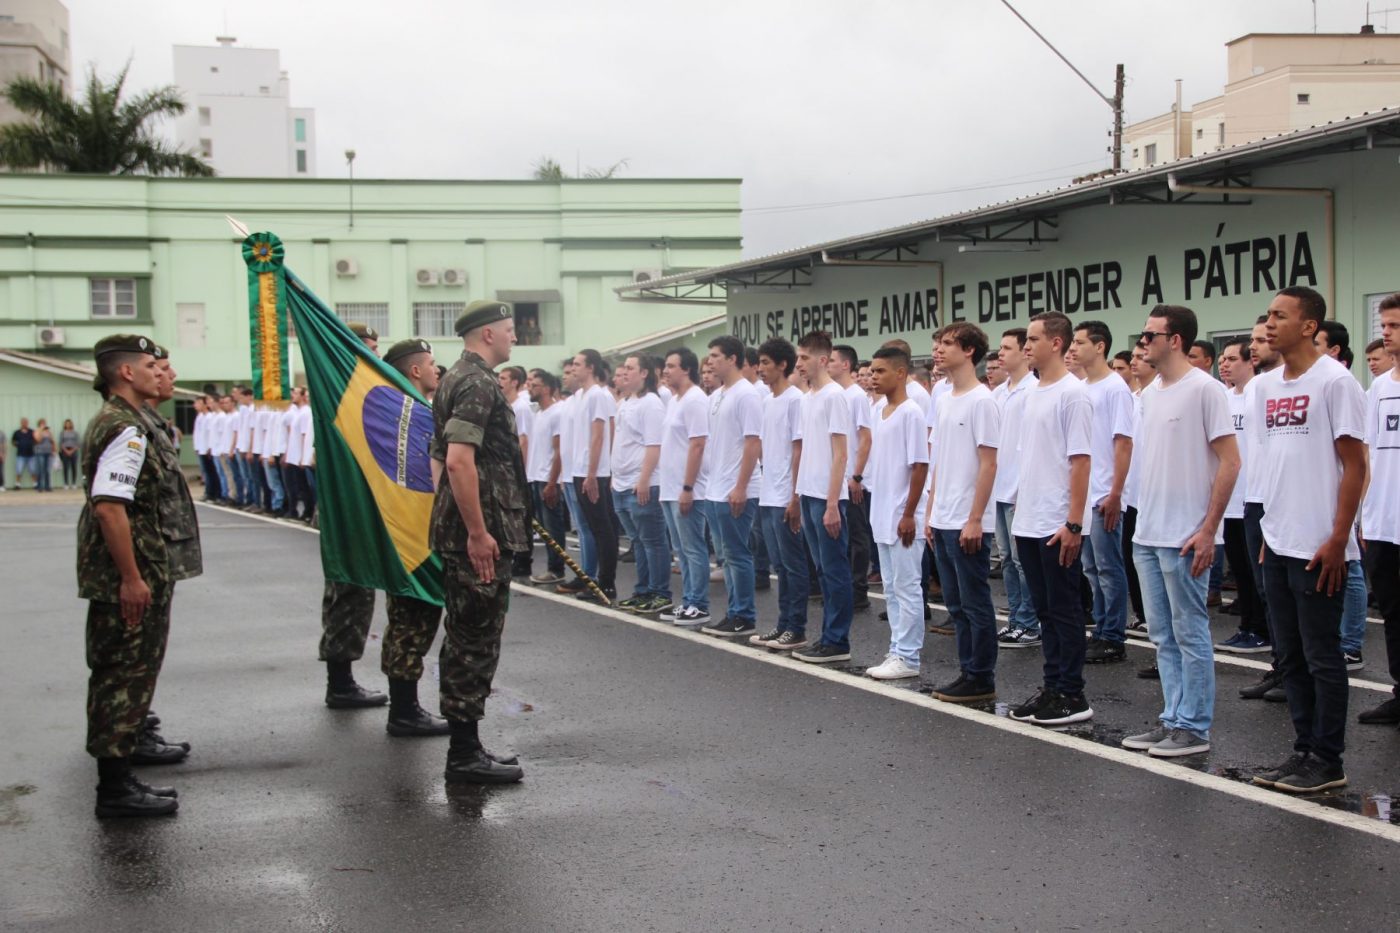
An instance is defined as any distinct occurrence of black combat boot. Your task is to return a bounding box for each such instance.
[130,719,190,765]
[444,720,523,784]
[140,714,191,752]
[386,679,451,737]
[95,758,179,819]
[324,660,387,709]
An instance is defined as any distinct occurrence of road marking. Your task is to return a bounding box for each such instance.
[196,501,319,534]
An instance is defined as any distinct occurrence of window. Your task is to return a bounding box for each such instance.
[90,278,137,319]
[1143,143,1157,164]
[199,138,213,158]
[335,302,390,339]
[259,85,270,94]
[514,303,543,346]
[1218,123,1225,147]
[294,118,306,142]
[295,149,307,173]
[413,302,464,338]
[199,106,211,126]
[1131,148,1139,159]
[1196,127,1203,139]
[1297,93,1311,105]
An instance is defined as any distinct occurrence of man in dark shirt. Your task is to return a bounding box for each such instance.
[11,418,35,490]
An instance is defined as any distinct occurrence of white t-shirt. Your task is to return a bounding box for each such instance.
[926,378,954,438]
[555,394,577,480]
[278,408,297,462]
[705,379,762,502]
[759,385,803,508]
[905,378,932,417]
[1363,367,1400,545]
[658,385,673,404]
[1224,386,1249,520]
[512,394,533,441]
[796,381,853,501]
[929,384,1000,532]
[992,372,1038,505]
[659,385,710,501]
[286,406,311,466]
[1132,367,1234,549]
[1084,374,1135,507]
[1256,355,1367,561]
[192,412,207,455]
[613,393,665,493]
[1242,375,1268,504]
[210,411,232,456]
[90,426,147,501]
[1122,388,1147,509]
[526,403,560,484]
[235,404,255,454]
[870,398,931,545]
[1011,373,1093,539]
[263,408,285,458]
[570,384,616,479]
[842,382,872,486]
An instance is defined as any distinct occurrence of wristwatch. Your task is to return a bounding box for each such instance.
[1065,522,1083,535]
[682,484,694,493]
[852,474,864,484]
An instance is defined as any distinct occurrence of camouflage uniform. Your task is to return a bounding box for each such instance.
[140,406,203,581]
[430,349,529,722]
[78,396,172,759]
[381,594,442,681]
[318,581,376,662]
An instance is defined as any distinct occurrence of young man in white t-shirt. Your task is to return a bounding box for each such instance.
[1213,337,1269,655]
[992,328,1042,648]
[750,338,810,651]
[1010,312,1095,727]
[497,365,534,578]
[830,345,875,610]
[549,360,598,594]
[791,331,856,664]
[526,369,568,585]
[658,348,712,626]
[1119,305,1239,759]
[569,349,619,603]
[698,336,762,638]
[611,354,672,616]
[1072,321,1135,665]
[923,324,1001,700]
[1251,286,1367,794]
[1357,295,1400,725]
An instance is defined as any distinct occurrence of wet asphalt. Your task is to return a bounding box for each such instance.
[2,500,1399,932]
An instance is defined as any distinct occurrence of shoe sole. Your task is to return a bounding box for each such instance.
[95,802,180,818]
[1031,709,1094,726]
[1346,664,1365,672]
[1273,775,1348,794]
[1216,645,1273,654]
[871,670,922,681]
[1121,736,1168,751]
[793,652,851,664]
[1148,743,1211,758]
[998,640,1041,649]
[1125,629,1150,640]
[700,626,756,638]
[387,723,451,737]
[443,769,524,785]
[770,641,808,652]
[927,626,955,636]
[933,690,996,702]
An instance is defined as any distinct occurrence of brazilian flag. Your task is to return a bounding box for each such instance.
[244,232,443,606]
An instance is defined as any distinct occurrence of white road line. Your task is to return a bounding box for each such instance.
[512,582,1400,846]
[196,501,319,534]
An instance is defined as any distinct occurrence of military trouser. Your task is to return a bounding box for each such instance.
[381,594,442,682]
[439,550,513,723]
[86,584,173,758]
[318,580,376,662]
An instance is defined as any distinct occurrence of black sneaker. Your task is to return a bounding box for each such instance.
[1009,688,1053,722]
[574,587,617,605]
[1263,685,1288,703]
[701,617,757,638]
[1344,650,1364,672]
[555,577,587,594]
[770,631,809,651]
[754,576,771,592]
[749,627,783,647]
[1274,757,1347,794]
[1031,692,1093,726]
[1085,639,1126,664]
[933,676,996,704]
[1239,669,1283,700]
[852,595,872,610]
[1136,663,1160,680]
[1252,752,1311,788]
[793,642,852,664]
[1358,697,1400,724]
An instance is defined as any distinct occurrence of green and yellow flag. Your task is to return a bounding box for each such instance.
[242,232,444,605]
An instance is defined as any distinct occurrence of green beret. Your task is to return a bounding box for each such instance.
[347,321,379,342]
[454,300,512,336]
[92,372,105,391]
[384,337,433,368]
[152,344,169,360]
[93,333,157,360]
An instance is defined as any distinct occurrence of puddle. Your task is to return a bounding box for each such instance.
[0,783,36,826]
[489,687,536,716]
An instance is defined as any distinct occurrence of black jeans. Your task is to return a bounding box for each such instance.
[1364,539,1400,699]
[530,481,569,575]
[1242,502,1276,669]
[572,476,618,590]
[1262,545,1348,766]
[1015,534,1087,697]
[60,451,79,486]
[1121,506,1144,623]
[847,490,872,599]
[1223,517,1266,637]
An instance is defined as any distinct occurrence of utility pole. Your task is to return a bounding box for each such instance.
[345,149,356,231]
[999,0,1126,171]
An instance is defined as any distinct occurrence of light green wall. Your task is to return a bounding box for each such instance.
[0,364,99,484]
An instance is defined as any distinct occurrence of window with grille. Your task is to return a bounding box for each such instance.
[413,302,463,338]
[90,278,137,318]
[335,302,390,339]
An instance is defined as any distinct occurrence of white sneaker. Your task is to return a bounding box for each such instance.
[867,656,920,680]
[709,567,724,582]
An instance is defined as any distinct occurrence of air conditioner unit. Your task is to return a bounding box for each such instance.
[440,268,468,287]
[415,268,440,286]
[38,326,66,347]
[335,258,358,277]
[631,268,664,284]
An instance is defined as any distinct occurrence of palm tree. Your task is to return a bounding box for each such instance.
[0,63,214,176]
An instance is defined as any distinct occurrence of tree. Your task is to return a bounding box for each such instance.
[0,64,214,176]
[531,156,628,180]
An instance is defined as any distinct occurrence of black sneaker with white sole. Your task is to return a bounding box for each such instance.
[749,628,783,647]
[1273,757,1347,794]
[1030,692,1093,726]
[701,617,757,638]
[769,631,809,651]
[792,642,852,664]
[1009,688,1053,722]
[1252,752,1311,788]
[670,606,711,626]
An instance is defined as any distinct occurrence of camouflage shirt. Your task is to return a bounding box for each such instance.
[77,396,170,601]
[429,349,529,554]
[140,405,204,581]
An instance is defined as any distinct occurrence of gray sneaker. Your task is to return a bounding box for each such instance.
[1147,728,1211,758]
[1121,724,1171,751]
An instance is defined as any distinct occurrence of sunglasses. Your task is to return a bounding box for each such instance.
[1135,331,1170,348]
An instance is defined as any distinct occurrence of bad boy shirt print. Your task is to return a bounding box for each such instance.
[1265,394,1311,433]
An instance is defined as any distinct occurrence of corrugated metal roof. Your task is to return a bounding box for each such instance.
[601,313,728,357]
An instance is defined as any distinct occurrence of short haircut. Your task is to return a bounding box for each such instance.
[1220,336,1251,361]
[880,338,912,356]
[871,346,910,372]
[1001,327,1028,349]
[390,351,432,378]
[798,330,833,355]
[1147,305,1200,351]
[1075,320,1113,355]
[832,344,858,370]
[528,368,560,393]
[1255,313,1270,325]
[707,335,744,364]
[757,337,796,376]
[1191,339,1216,363]
[1318,319,1350,353]
[743,346,759,368]
[1367,338,1386,354]
[576,348,608,382]
[941,321,990,365]
[1277,285,1327,325]
[1113,350,1133,365]
[97,351,145,389]
[1029,312,1073,351]
[501,365,527,388]
[666,346,701,384]
[1379,293,1400,313]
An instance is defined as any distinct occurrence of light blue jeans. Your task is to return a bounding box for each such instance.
[702,498,759,623]
[1081,505,1129,644]
[995,501,1039,634]
[877,539,926,664]
[1341,560,1368,654]
[262,458,286,512]
[614,486,671,599]
[561,480,598,580]
[1135,544,1215,739]
[662,499,709,613]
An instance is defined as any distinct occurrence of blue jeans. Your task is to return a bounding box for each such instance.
[530,481,569,575]
[1209,544,1225,592]
[1134,544,1215,739]
[703,499,758,622]
[34,453,52,490]
[663,499,709,613]
[615,486,671,598]
[1340,560,1368,654]
[12,454,34,486]
[1080,506,1129,644]
[760,505,809,636]
[932,529,997,681]
[262,458,286,511]
[800,496,852,651]
[217,455,237,502]
[1015,534,1087,696]
[230,453,251,504]
[995,501,1039,634]
[561,480,598,580]
[878,539,926,664]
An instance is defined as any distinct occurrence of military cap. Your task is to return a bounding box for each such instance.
[384,337,433,368]
[454,300,512,336]
[93,333,157,360]
[152,344,169,360]
[347,321,379,342]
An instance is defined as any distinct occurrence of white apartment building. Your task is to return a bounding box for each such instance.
[171,37,316,178]
[1125,29,1400,170]
[0,0,70,125]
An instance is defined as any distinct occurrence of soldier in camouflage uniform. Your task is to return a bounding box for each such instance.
[432,301,529,783]
[79,334,180,818]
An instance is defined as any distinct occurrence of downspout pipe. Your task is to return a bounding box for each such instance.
[1166,173,1335,319]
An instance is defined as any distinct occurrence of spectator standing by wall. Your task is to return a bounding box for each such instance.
[59,418,81,489]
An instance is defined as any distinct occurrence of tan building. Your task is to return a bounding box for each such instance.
[1125,29,1400,170]
[0,0,70,125]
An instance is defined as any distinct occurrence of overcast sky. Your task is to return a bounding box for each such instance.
[67,0,1389,256]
